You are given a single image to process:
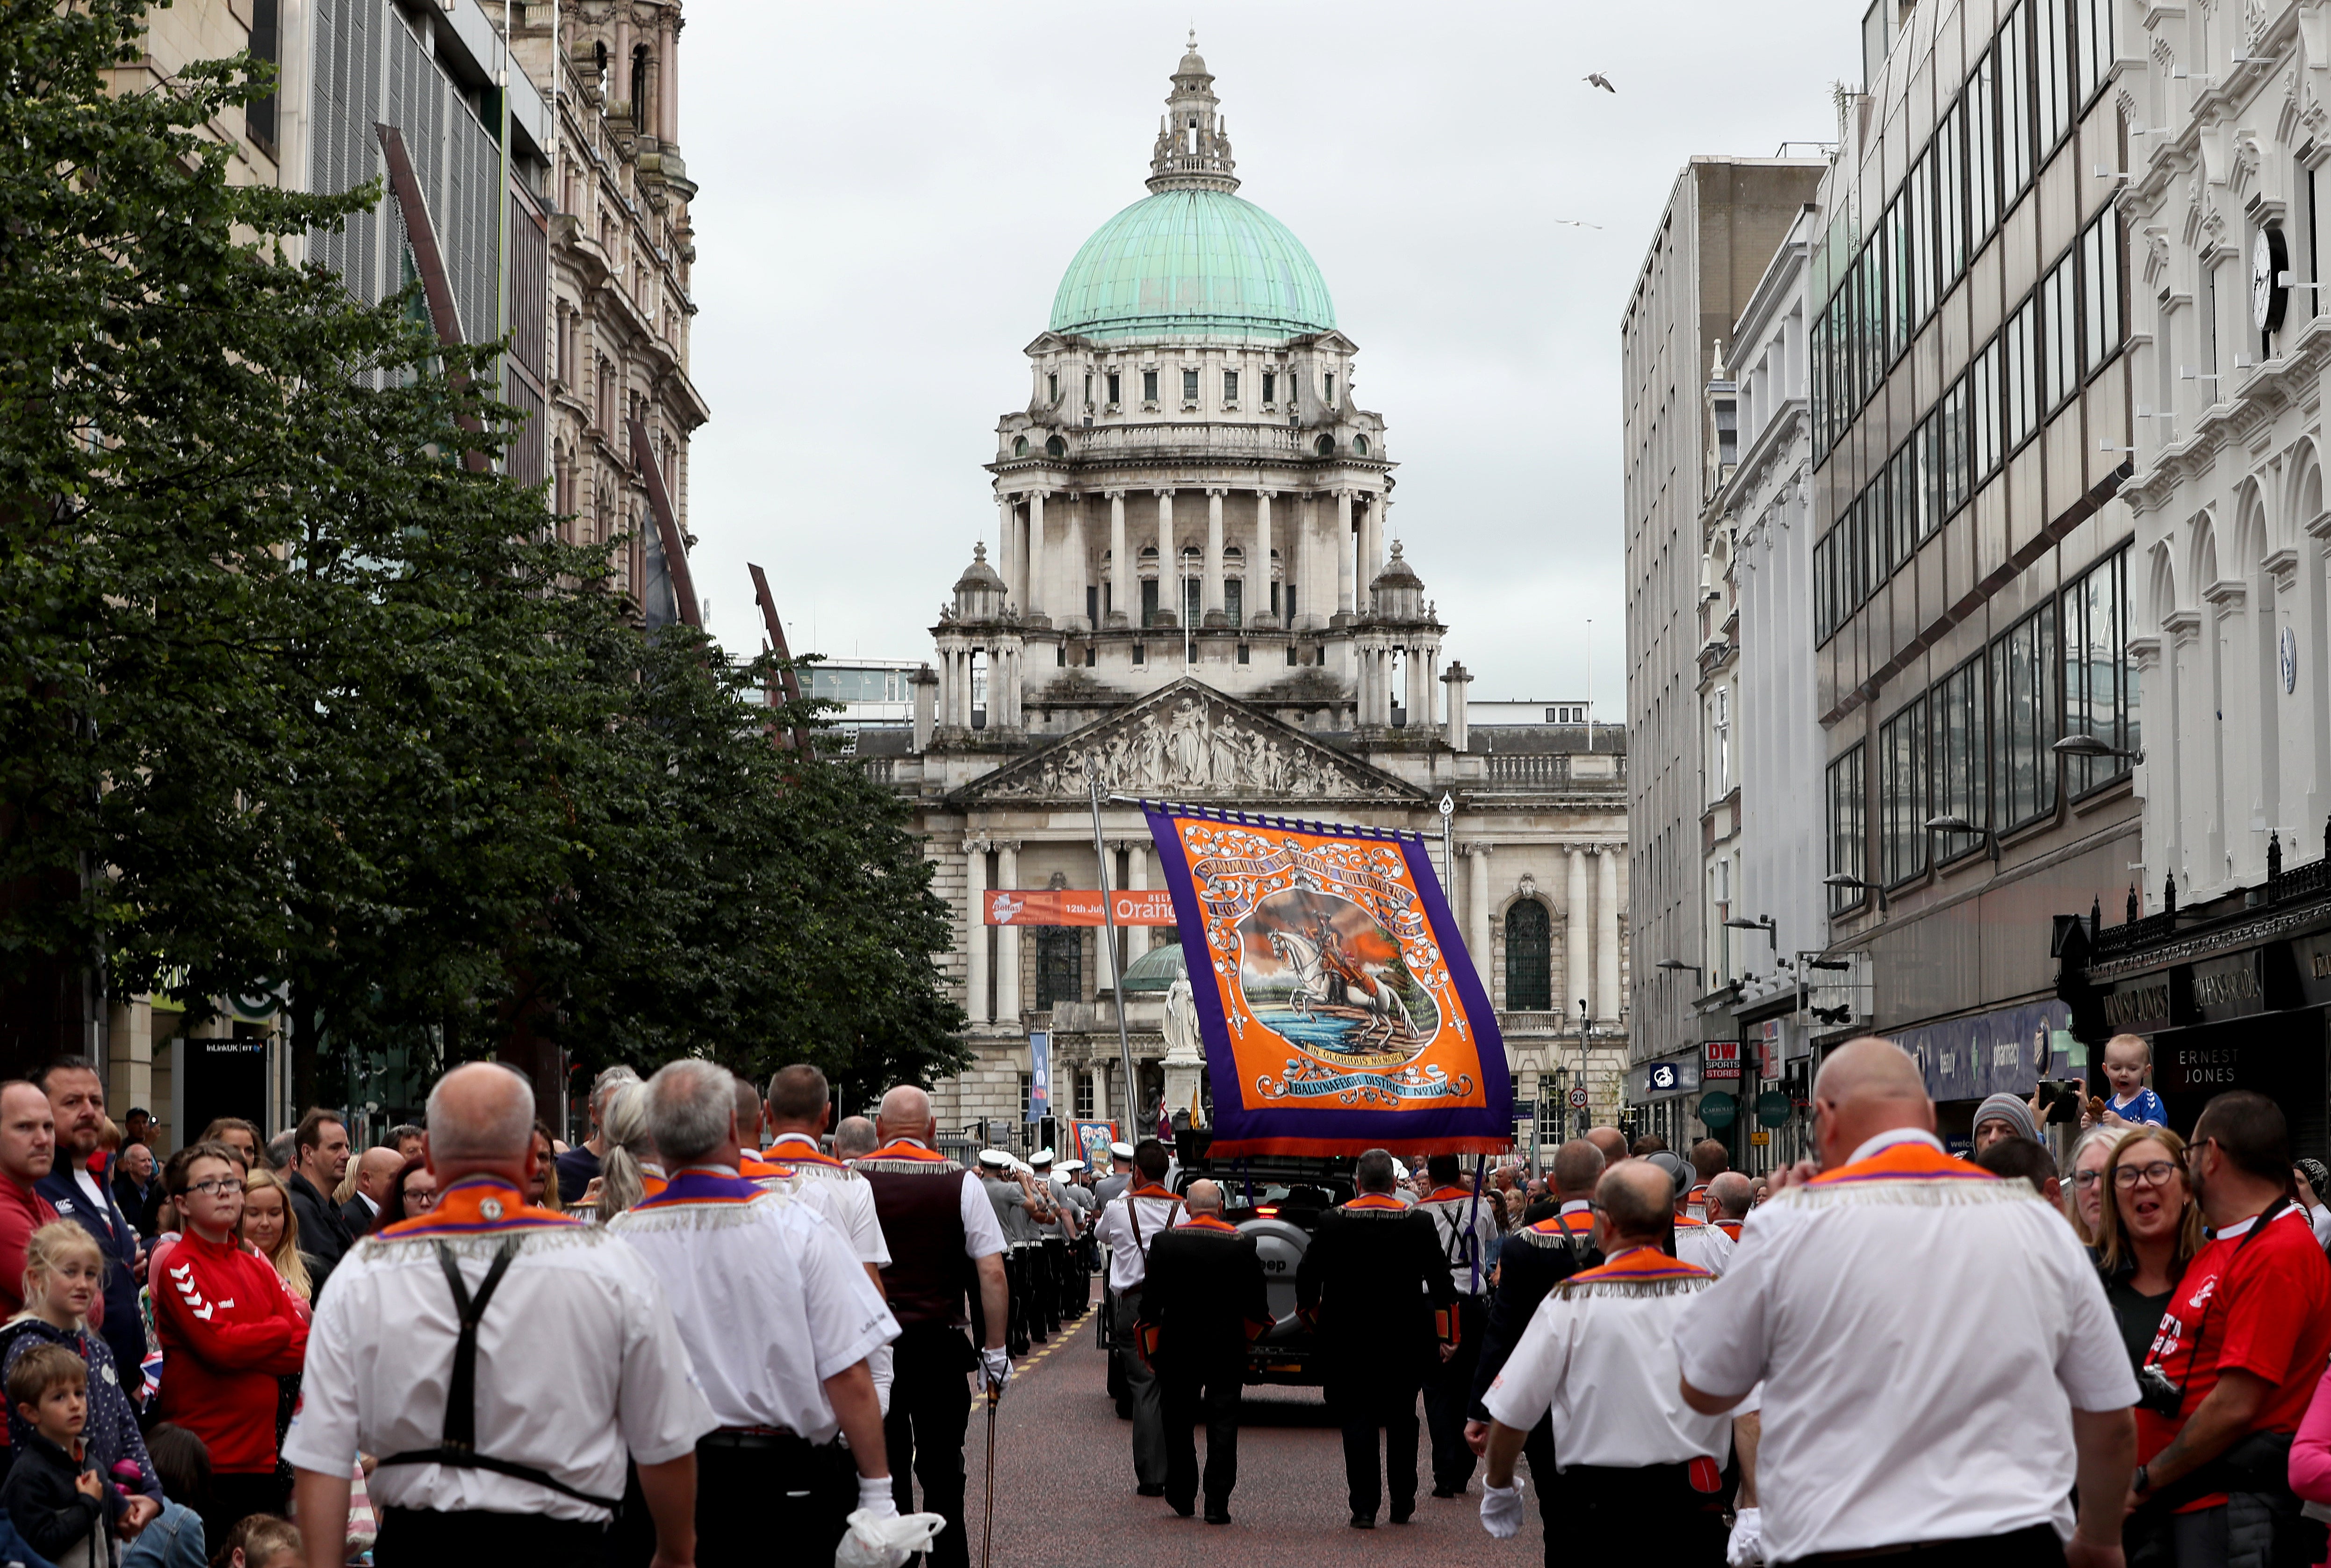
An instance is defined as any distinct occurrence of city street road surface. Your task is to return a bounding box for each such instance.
[959,1288,1545,1567]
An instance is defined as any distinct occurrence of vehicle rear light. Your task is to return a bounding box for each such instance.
[1255,1205,1279,1216]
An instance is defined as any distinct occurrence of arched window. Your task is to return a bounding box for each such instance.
[1045,435,1066,458]
[1505,899,1551,1011]
[1353,435,1370,456]
[1013,436,1029,457]
[1315,435,1336,457]
[1036,929,1082,1008]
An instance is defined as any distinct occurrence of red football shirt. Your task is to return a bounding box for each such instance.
[2136,1205,2331,1487]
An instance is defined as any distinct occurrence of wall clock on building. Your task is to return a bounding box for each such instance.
[2254,227,2290,335]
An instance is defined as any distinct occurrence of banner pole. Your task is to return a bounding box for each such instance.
[1087,764,1144,1144]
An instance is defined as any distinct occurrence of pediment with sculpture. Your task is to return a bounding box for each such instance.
[953,679,1419,804]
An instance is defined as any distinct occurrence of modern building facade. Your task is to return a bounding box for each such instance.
[1622,157,1826,1136]
[857,42,1633,1152]
[1806,0,2137,1138]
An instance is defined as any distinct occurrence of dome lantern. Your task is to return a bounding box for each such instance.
[952,542,1008,622]
[1047,39,1335,345]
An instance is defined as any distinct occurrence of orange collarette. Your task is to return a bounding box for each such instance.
[1422,1187,1475,1204]
[863,1139,949,1163]
[1178,1215,1237,1232]
[1809,1140,1996,1186]
[1345,1194,1407,1211]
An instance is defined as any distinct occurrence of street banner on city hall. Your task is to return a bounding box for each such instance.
[982,888,1177,925]
[1143,804,1511,1157]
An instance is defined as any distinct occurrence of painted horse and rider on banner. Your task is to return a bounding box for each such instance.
[1140,804,1512,1158]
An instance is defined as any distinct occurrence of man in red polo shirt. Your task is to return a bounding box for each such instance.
[2130,1090,2331,1566]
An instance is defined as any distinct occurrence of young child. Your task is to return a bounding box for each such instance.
[211,1513,302,1568]
[2098,1032,2170,1128]
[0,1342,123,1568]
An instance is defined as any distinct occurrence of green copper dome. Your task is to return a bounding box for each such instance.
[1049,188,1337,344]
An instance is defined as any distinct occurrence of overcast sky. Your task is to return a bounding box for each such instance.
[677,3,1861,712]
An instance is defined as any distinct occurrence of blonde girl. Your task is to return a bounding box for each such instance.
[238,1168,314,1304]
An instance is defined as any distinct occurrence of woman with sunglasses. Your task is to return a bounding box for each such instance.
[2092,1127,2205,1374]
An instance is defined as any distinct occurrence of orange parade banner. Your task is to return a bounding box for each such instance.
[982,889,1179,927]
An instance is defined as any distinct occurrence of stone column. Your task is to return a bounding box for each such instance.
[995,842,1021,1024]
[1203,489,1226,621]
[965,837,990,1025]
[1424,647,1440,728]
[996,494,1017,609]
[1109,491,1130,626]
[1360,496,1381,597]
[912,663,937,751]
[1336,490,1355,614]
[1296,495,1316,627]
[1128,838,1150,956]
[660,19,678,142]
[1026,491,1048,621]
[1155,490,1174,625]
[1468,843,1493,991]
[1566,846,1590,1018]
[1255,491,1275,623]
[1596,845,1620,1023]
[1090,1063,1109,1123]
[1442,660,1471,748]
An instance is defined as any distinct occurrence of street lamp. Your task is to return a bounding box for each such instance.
[1924,813,2001,866]
[1655,959,1705,976]
[1723,913,1779,955]
[2053,734,2145,764]
[1823,872,1887,913]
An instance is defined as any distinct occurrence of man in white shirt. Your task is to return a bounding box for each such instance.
[610,1060,897,1567]
[763,1065,895,1410]
[1674,1037,2137,1568]
[286,1062,714,1568]
[1089,1138,1185,1496]
[1478,1160,1741,1560]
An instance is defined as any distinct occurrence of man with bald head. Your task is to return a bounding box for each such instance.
[1479,1161,1741,1558]
[1584,1125,1630,1169]
[1703,1172,1755,1243]
[1674,1037,2138,1568]
[287,1062,714,1568]
[1136,1179,1270,1523]
[856,1085,1011,1568]
[342,1145,405,1235]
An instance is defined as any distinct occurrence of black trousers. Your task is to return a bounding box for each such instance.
[1003,1250,1031,1354]
[1557,1461,1730,1564]
[1159,1353,1244,1512]
[378,1507,611,1567]
[698,1434,856,1567]
[203,1468,292,1554]
[1796,1522,2066,1568]
[1421,1294,1485,1491]
[1044,1238,1074,1322]
[1523,1417,1567,1568]
[885,1324,975,1568]
[1329,1375,1422,1521]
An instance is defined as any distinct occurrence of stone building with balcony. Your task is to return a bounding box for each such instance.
[856,40,1633,1150]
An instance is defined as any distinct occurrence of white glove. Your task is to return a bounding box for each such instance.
[858,1475,898,1519]
[980,1345,1012,1396]
[1480,1477,1526,1539]
[1728,1506,1763,1567]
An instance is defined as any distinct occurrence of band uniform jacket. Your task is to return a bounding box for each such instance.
[1136,1217,1272,1370]
[1295,1196,1459,1385]
[1469,1206,1603,1422]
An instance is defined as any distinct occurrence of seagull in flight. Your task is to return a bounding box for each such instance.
[1554,219,1604,229]
[1584,72,1616,93]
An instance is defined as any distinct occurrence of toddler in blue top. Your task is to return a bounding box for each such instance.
[2099,1032,2169,1128]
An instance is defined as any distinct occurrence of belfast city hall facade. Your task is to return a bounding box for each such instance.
[854,40,1632,1151]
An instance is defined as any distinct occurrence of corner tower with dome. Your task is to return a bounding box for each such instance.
[870,41,1633,1152]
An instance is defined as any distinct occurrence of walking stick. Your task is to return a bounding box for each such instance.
[981,1380,1000,1568]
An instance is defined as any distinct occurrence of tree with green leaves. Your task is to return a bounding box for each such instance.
[0,0,965,1103]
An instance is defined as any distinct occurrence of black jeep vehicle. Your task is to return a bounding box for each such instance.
[1145,1128,1358,1386]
